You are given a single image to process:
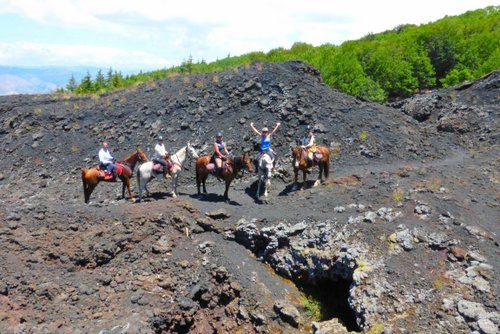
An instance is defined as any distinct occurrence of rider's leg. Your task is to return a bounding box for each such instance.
[158,159,168,178]
[307,151,313,172]
[268,150,276,170]
[215,157,222,176]
[105,163,114,173]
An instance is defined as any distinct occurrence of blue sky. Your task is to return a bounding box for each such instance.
[0,0,496,72]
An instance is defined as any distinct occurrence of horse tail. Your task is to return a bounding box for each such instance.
[322,147,330,179]
[81,168,89,203]
[81,168,88,190]
[136,167,141,189]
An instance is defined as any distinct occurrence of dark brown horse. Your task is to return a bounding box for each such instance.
[195,153,253,201]
[81,148,148,203]
[291,145,330,190]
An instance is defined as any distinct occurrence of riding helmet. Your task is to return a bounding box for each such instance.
[262,127,269,132]
[158,135,163,141]
[216,132,223,137]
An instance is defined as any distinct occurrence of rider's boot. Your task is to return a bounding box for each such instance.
[215,167,222,180]
[163,166,169,179]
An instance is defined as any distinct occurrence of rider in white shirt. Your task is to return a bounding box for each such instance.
[98,141,116,176]
[153,136,170,178]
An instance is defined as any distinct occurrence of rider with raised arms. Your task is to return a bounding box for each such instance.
[98,141,116,180]
[249,122,280,168]
[213,132,229,177]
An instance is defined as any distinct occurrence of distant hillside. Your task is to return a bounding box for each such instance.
[0,66,100,95]
[69,6,500,102]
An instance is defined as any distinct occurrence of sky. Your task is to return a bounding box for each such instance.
[0,0,497,71]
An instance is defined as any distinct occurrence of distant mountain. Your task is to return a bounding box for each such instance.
[0,66,102,95]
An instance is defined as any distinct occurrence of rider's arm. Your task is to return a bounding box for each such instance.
[99,149,112,163]
[249,122,261,136]
[157,144,167,157]
[270,122,281,136]
[214,143,223,158]
[305,134,315,148]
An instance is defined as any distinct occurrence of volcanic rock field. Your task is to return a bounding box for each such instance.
[0,61,498,333]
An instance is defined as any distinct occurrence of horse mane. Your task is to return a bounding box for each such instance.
[232,156,243,169]
[119,151,137,164]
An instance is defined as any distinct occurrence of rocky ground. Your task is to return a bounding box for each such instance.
[0,62,498,333]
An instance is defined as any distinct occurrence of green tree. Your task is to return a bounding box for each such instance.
[94,69,106,91]
[76,71,93,93]
[106,68,114,87]
[110,71,124,88]
[66,75,77,92]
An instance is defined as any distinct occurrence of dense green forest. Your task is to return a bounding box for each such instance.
[66,6,499,102]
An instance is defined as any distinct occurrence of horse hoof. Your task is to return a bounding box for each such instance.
[313,180,320,187]
[130,197,136,202]
[135,198,141,203]
[172,193,177,198]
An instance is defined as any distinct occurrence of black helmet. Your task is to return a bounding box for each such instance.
[216,132,223,137]
[306,125,312,131]
[158,135,164,141]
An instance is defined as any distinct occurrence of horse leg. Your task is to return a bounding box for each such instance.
[324,161,330,180]
[224,180,230,202]
[314,163,322,187]
[256,171,262,198]
[292,168,299,191]
[125,178,134,201]
[122,180,126,199]
[202,174,208,194]
[196,172,201,195]
[171,175,177,198]
[302,170,307,189]
[87,183,96,203]
[83,181,89,204]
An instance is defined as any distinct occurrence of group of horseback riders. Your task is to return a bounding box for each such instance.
[97,123,319,180]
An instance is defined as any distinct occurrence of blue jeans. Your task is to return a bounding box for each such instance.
[256,150,274,161]
[101,162,115,173]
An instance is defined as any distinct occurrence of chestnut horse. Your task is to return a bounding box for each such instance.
[291,145,330,190]
[81,148,148,203]
[195,153,253,201]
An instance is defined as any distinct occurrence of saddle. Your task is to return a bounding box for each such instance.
[152,162,174,174]
[206,159,231,177]
[98,163,124,180]
[302,149,323,168]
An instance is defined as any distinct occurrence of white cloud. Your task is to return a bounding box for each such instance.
[0,42,171,68]
[0,0,496,67]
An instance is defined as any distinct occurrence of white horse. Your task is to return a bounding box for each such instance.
[136,142,198,202]
[256,153,273,198]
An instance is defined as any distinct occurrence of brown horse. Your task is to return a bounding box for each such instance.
[291,145,330,190]
[81,148,148,203]
[195,153,253,201]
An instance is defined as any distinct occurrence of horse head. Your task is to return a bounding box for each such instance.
[187,142,199,159]
[291,146,303,169]
[259,154,273,179]
[242,152,254,173]
[135,148,149,163]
